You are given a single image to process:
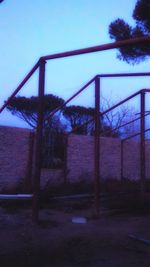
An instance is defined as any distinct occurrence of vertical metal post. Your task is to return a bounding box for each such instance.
[121,140,124,181]
[94,76,100,216]
[63,134,68,185]
[24,131,35,192]
[32,59,46,223]
[140,91,145,198]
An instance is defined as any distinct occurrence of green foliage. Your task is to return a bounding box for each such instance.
[109,0,150,64]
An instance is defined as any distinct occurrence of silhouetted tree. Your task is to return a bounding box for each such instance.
[109,0,150,64]
[6,94,64,129]
[63,105,95,135]
[101,96,139,138]
[63,105,120,137]
[7,94,66,168]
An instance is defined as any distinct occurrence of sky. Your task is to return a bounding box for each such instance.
[0,0,150,128]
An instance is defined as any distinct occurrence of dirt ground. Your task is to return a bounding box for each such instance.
[0,201,150,267]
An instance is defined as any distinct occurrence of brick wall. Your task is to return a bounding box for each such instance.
[1,126,150,191]
[0,126,65,191]
[0,126,33,191]
[67,134,121,183]
[123,140,140,180]
[67,134,150,182]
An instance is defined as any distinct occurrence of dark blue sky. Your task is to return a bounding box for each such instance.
[0,0,149,127]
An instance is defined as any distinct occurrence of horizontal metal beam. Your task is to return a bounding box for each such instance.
[0,60,40,113]
[101,90,142,117]
[69,89,143,135]
[1,36,150,114]
[41,36,150,61]
[97,72,150,78]
[102,104,150,136]
[122,128,150,142]
[143,89,150,93]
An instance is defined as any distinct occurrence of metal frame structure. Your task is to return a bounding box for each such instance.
[99,88,147,197]
[70,81,150,210]
[0,36,150,222]
[120,88,150,195]
[99,88,150,198]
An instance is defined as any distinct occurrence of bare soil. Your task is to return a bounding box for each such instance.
[0,200,150,267]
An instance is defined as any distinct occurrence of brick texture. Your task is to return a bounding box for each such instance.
[0,127,150,191]
[67,134,150,182]
[0,126,32,191]
[0,126,64,191]
[67,134,121,182]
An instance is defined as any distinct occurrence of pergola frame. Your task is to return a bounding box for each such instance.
[0,36,150,222]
